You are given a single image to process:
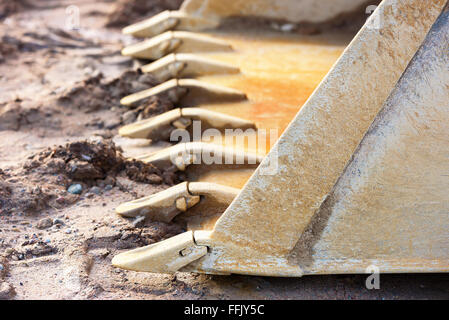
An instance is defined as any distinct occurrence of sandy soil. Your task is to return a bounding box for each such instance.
[0,0,448,300]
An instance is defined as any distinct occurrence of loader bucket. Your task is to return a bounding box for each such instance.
[112,0,449,276]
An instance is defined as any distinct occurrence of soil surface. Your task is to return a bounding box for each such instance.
[0,0,448,300]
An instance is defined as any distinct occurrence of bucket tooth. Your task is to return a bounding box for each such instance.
[116,181,239,222]
[120,79,247,107]
[122,10,220,38]
[116,182,196,222]
[119,107,256,141]
[140,53,240,82]
[112,231,208,273]
[121,31,233,60]
[119,109,181,141]
[136,142,264,171]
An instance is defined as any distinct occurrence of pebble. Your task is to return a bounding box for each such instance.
[53,218,64,226]
[68,184,83,195]
[36,218,53,230]
[65,228,72,234]
[56,197,65,204]
[90,186,101,195]
[0,282,14,299]
[122,110,137,125]
[81,154,92,161]
[0,264,4,271]
[282,23,296,32]
[104,184,113,191]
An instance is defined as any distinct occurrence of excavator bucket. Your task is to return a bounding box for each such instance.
[112,0,449,276]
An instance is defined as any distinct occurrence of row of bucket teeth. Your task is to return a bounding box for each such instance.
[116,12,260,220]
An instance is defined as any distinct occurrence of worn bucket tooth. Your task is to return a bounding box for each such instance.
[112,0,449,276]
[136,142,264,171]
[120,78,247,107]
[119,107,256,141]
[123,10,220,38]
[140,53,240,82]
[116,181,239,222]
[112,231,208,273]
[121,31,233,60]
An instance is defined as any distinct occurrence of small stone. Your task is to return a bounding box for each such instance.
[53,218,64,226]
[0,282,15,300]
[92,248,110,259]
[65,228,72,234]
[103,176,116,186]
[36,218,53,230]
[122,110,137,125]
[68,184,83,195]
[104,184,113,191]
[81,154,92,161]
[120,231,132,240]
[56,197,65,204]
[280,23,296,32]
[90,186,101,195]
[104,119,121,130]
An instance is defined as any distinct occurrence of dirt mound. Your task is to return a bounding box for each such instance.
[0,37,18,62]
[0,36,33,63]
[106,0,184,28]
[57,70,174,116]
[0,100,59,132]
[0,0,31,20]
[0,139,178,215]
[24,138,176,185]
[0,173,59,216]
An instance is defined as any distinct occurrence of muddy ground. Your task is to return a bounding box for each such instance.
[0,0,448,300]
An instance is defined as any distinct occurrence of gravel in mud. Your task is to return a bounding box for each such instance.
[0,138,178,216]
